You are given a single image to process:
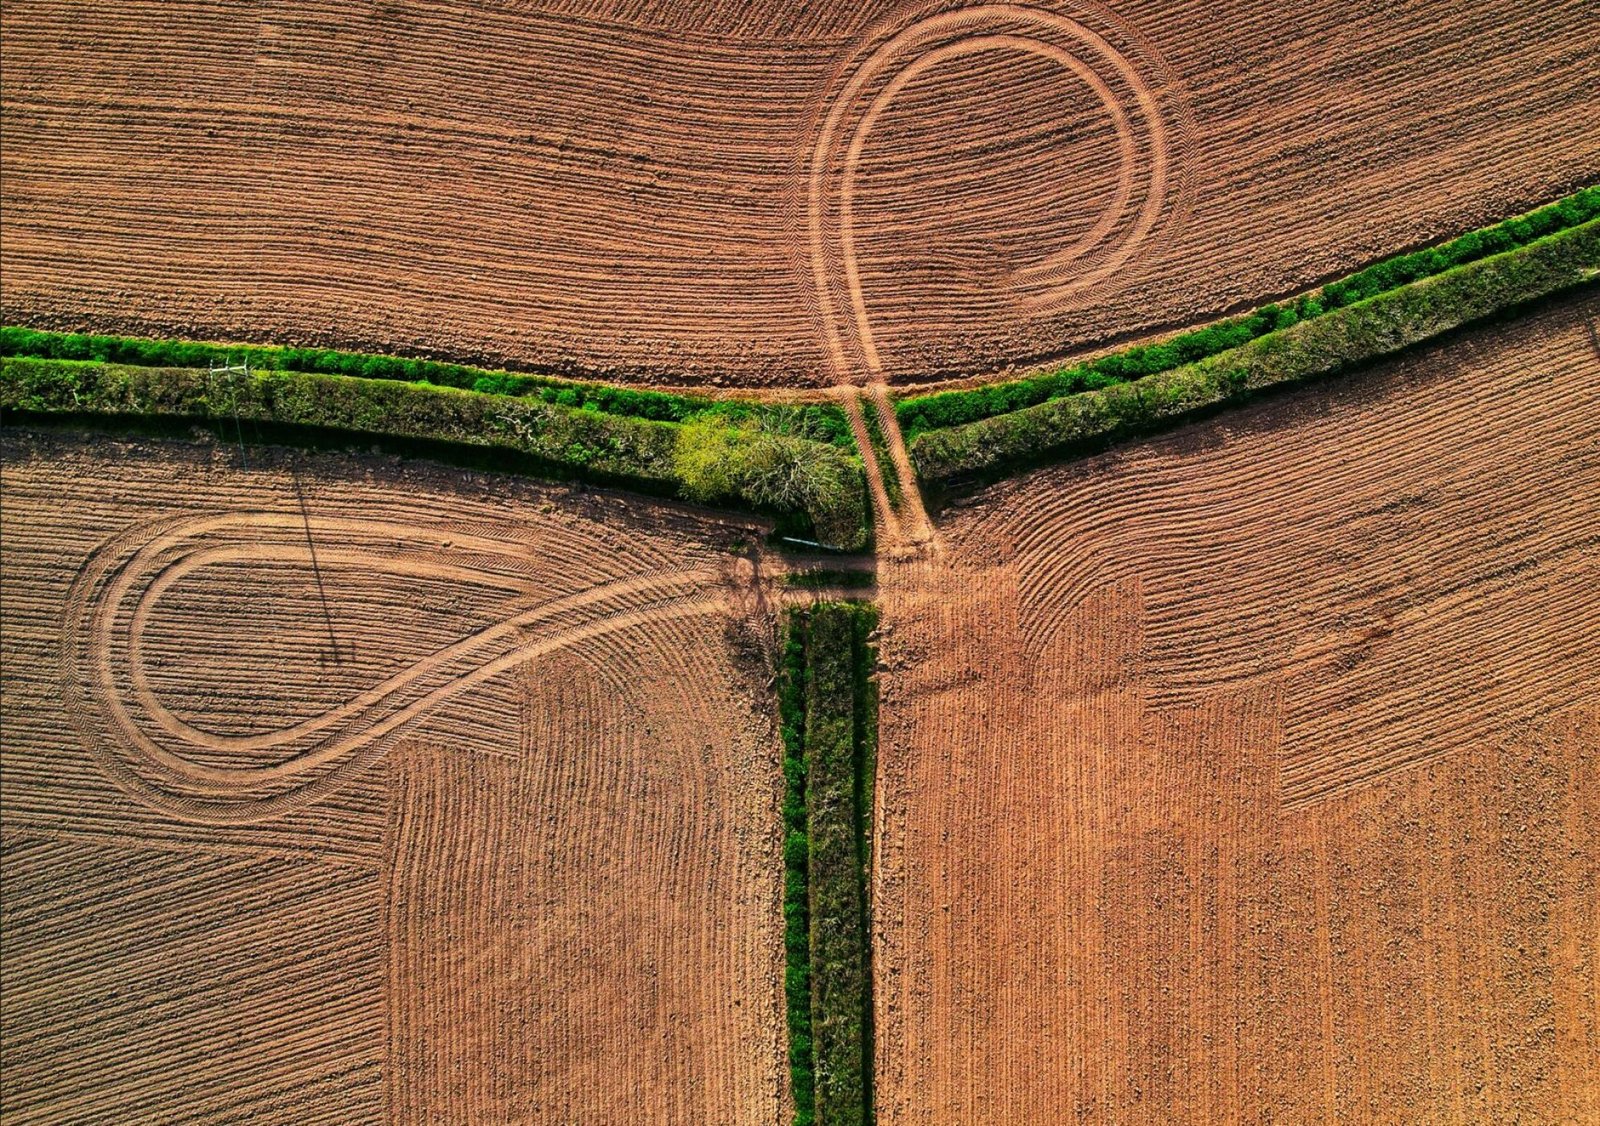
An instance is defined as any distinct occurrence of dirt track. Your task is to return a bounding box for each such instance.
[3,1,1596,387]
[871,292,1600,1121]
[0,435,789,1123]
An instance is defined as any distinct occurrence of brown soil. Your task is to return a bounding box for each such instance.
[0,434,789,1123]
[871,293,1600,1122]
[2,1,1595,388]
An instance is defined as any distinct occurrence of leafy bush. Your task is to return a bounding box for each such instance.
[896,185,1600,436]
[673,417,868,551]
[910,217,1599,485]
[672,416,751,501]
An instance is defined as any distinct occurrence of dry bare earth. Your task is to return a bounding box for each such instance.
[872,293,1600,1122]
[0,1,1595,387]
[0,435,788,1123]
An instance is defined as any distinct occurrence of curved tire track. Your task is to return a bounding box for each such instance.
[61,512,726,825]
[803,2,1192,554]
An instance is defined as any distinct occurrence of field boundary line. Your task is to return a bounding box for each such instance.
[898,184,1600,435]
[0,360,871,550]
[778,602,879,1125]
[910,217,1600,489]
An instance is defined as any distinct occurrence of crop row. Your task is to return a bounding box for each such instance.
[0,358,869,550]
[778,603,879,1126]
[0,325,854,447]
[896,185,1600,437]
[911,217,1600,487]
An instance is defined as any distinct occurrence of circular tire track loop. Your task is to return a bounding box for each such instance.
[61,512,728,825]
[803,2,1193,553]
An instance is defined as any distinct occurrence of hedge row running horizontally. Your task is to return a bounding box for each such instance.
[778,603,879,1126]
[0,324,854,446]
[911,217,1600,486]
[896,185,1600,437]
[0,357,870,549]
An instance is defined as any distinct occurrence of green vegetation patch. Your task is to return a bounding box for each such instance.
[855,397,904,511]
[896,185,1600,438]
[779,602,879,1126]
[0,357,870,549]
[0,325,853,446]
[672,415,867,550]
[778,618,816,1125]
[784,568,876,590]
[911,217,1600,487]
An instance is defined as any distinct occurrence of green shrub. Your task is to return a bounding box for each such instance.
[911,217,1600,485]
[672,417,868,551]
[673,416,751,502]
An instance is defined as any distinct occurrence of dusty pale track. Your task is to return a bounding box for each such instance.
[64,509,725,823]
[802,1,1187,549]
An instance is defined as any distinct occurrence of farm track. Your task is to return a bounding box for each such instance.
[3,1,1597,387]
[0,437,793,1123]
[870,292,1600,1121]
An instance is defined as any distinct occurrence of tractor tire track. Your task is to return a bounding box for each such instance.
[62,512,727,825]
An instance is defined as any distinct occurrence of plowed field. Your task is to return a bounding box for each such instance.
[872,292,1600,1121]
[0,434,788,1123]
[2,1,1596,387]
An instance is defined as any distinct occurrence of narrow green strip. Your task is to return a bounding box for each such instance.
[897,185,1600,437]
[0,358,871,549]
[803,603,876,1126]
[910,217,1600,486]
[778,615,816,1126]
[850,606,880,1126]
[0,324,854,446]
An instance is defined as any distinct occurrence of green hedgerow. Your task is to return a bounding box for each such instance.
[911,216,1599,485]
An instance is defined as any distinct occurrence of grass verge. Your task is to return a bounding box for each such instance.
[856,396,904,512]
[779,602,878,1126]
[0,357,870,549]
[911,217,1600,488]
[896,185,1600,437]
